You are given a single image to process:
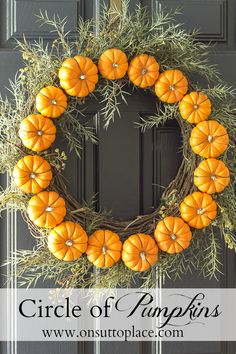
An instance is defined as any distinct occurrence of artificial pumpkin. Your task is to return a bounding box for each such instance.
[19,114,56,152]
[36,86,67,118]
[179,91,211,124]
[48,221,88,261]
[190,120,229,158]
[98,48,128,80]
[155,69,188,103]
[154,216,192,254]
[128,54,160,88]
[122,234,158,272]
[86,229,122,268]
[180,191,217,229]
[27,191,66,228]
[194,158,230,194]
[13,155,52,194]
[58,55,98,97]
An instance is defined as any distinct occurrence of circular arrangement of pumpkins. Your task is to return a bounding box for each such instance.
[13,48,230,272]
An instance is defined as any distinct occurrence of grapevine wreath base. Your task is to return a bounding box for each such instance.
[1,2,236,288]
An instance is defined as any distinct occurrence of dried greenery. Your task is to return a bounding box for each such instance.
[0,1,235,288]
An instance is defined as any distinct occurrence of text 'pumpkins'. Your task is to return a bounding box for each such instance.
[180,192,217,229]
[122,234,158,271]
[86,230,122,268]
[154,216,192,254]
[19,114,56,152]
[59,55,98,97]
[13,155,52,194]
[48,221,88,261]
[27,191,66,228]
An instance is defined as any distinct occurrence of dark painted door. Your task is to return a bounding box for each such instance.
[0,1,235,354]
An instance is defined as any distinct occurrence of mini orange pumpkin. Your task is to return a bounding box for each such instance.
[98,48,128,80]
[13,155,52,194]
[155,69,188,103]
[122,234,158,272]
[154,216,192,254]
[59,55,98,97]
[194,158,230,194]
[48,221,88,261]
[190,120,229,158]
[86,230,122,268]
[179,91,211,124]
[19,114,56,152]
[128,54,160,88]
[36,86,67,118]
[27,191,66,228]
[180,192,217,229]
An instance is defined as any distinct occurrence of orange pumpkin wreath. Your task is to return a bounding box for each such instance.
[1,4,235,288]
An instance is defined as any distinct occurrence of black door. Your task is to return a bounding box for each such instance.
[0,1,235,354]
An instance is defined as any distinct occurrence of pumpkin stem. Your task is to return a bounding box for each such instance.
[170,234,177,240]
[102,245,106,254]
[45,206,53,212]
[197,208,205,215]
[207,135,213,143]
[140,251,146,260]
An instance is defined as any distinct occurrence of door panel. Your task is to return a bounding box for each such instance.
[157,0,227,41]
[0,1,83,354]
[154,1,236,354]
[0,1,235,354]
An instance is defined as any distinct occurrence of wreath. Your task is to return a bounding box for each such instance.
[1,2,236,288]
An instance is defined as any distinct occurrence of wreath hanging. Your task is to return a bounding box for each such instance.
[1,1,236,288]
